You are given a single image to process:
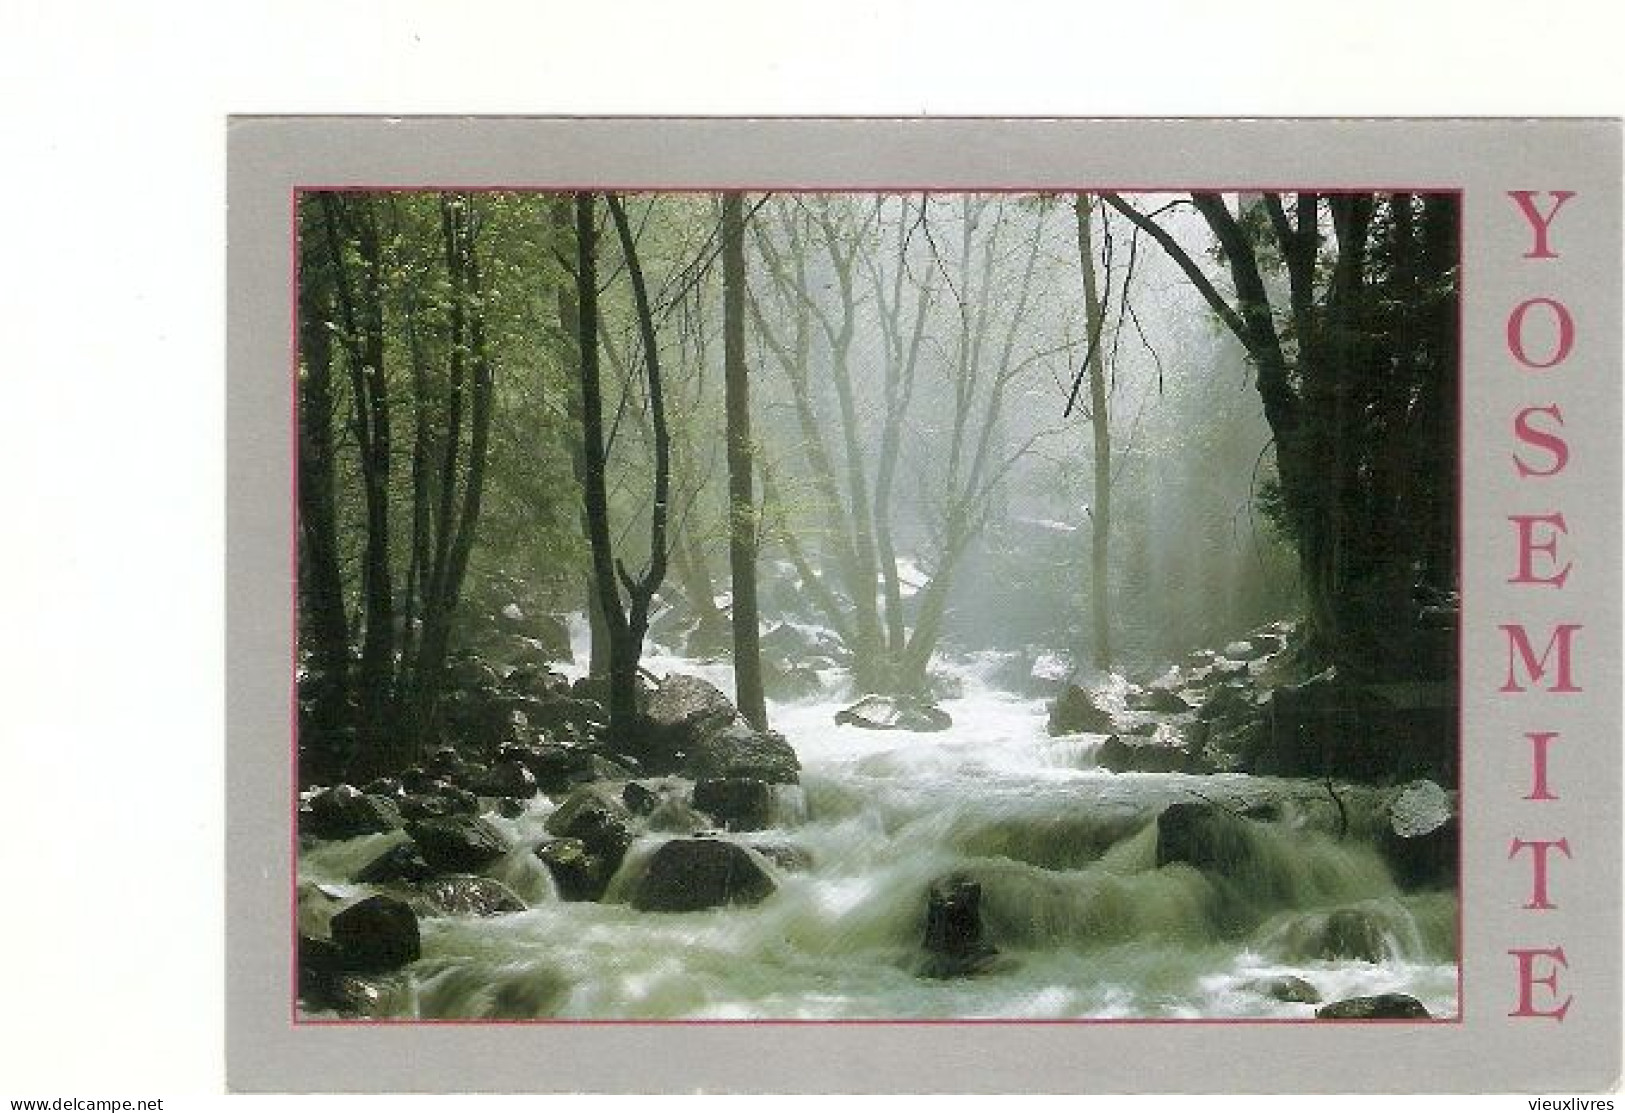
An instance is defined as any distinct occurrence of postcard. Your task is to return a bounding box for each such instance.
[225,117,1621,1092]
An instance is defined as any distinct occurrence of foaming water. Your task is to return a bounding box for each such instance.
[299,641,1458,1020]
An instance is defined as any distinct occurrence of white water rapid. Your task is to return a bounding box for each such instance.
[297,634,1459,1021]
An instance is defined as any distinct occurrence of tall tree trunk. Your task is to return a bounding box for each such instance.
[722,193,768,729]
[573,193,641,738]
[319,194,397,773]
[295,223,350,746]
[550,198,612,678]
[1074,196,1114,669]
[410,195,496,753]
[573,193,673,745]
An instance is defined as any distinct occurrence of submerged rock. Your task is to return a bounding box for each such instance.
[747,842,814,872]
[631,838,777,912]
[1271,907,1396,964]
[692,777,774,832]
[407,815,512,873]
[328,894,421,972]
[1046,684,1120,736]
[1248,975,1322,1004]
[835,694,952,732]
[919,875,997,978]
[1155,801,1257,876]
[1316,993,1431,1020]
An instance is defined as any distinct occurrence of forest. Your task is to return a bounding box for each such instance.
[295,189,1461,1021]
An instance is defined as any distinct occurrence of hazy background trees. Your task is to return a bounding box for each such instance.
[296,188,1450,779]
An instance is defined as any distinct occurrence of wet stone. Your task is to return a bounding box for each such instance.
[920,875,998,978]
[1249,975,1322,1004]
[692,777,773,832]
[1316,993,1430,1020]
[329,894,421,973]
[631,838,777,912]
[407,815,512,873]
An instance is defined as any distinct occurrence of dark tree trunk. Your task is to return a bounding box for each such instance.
[550,197,612,678]
[409,195,497,753]
[295,213,351,739]
[573,193,637,734]
[319,194,398,773]
[574,193,673,744]
[722,193,768,730]
[1104,191,1458,683]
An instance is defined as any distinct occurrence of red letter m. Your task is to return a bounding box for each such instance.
[1500,624,1583,692]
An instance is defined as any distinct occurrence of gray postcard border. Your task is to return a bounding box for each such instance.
[227,117,1621,1093]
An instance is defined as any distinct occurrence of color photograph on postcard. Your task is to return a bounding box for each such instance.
[292,185,1461,1022]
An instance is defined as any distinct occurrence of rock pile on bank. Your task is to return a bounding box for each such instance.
[296,667,813,1017]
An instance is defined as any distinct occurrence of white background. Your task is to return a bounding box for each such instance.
[0,1,1620,1107]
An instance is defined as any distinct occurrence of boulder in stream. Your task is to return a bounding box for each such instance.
[353,842,435,885]
[299,969,408,1018]
[303,784,404,841]
[414,874,528,917]
[1271,906,1396,964]
[692,777,773,832]
[542,786,634,896]
[1098,733,1192,774]
[328,894,421,972]
[919,875,998,978]
[1381,779,1458,890]
[1316,993,1431,1020]
[631,838,777,912]
[407,815,512,873]
[642,672,740,762]
[474,759,538,799]
[1155,801,1257,876]
[763,660,823,701]
[1046,684,1121,736]
[1248,975,1322,1004]
[535,838,616,902]
[686,721,801,784]
[835,694,952,732]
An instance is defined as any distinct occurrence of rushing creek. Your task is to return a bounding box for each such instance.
[298,639,1459,1021]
